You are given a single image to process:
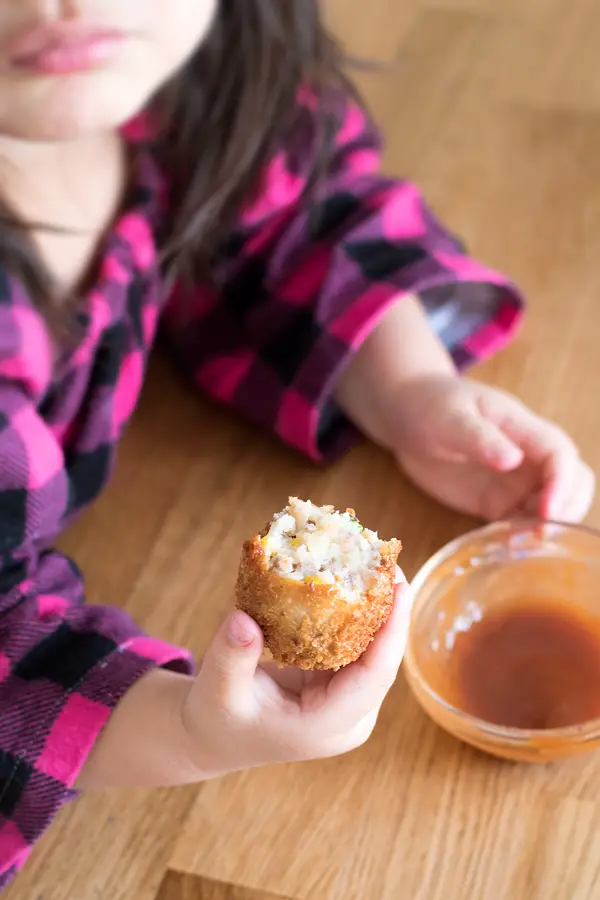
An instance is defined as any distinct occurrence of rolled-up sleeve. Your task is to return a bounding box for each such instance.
[161,89,524,463]
[0,381,192,887]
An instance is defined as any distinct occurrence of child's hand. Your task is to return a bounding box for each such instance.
[389,375,594,522]
[181,577,410,778]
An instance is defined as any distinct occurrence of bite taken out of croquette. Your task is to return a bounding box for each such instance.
[235,497,401,671]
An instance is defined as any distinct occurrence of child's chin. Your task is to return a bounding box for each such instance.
[5,68,149,143]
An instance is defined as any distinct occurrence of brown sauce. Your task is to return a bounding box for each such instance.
[453,598,600,730]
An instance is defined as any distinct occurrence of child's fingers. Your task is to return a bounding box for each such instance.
[323,582,411,726]
[440,408,524,470]
[493,405,577,476]
[258,661,332,696]
[537,436,580,520]
[200,611,264,713]
[355,581,411,675]
[258,576,408,712]
[543,459,595,523]
[486,400,582,519]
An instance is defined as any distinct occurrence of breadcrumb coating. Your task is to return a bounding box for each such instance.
[235,498,401,670]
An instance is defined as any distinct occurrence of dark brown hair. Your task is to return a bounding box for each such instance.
[0,1,350,337]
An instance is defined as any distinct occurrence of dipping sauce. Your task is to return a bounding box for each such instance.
[453,597,600,730]
[405,522,600,761]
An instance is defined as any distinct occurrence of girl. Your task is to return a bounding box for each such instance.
[0,0,593,887]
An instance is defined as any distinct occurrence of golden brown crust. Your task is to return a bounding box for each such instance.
[235,533,401,671]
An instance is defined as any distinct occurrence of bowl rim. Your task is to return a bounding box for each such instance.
[404,517,600,746]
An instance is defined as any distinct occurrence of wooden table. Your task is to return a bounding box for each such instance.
[9,1,600,898]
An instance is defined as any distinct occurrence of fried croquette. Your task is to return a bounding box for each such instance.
[235,497,401,670]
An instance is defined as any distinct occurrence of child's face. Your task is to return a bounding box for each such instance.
[0,0,218,142]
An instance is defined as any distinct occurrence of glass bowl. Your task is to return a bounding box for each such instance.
[403,520,600,763]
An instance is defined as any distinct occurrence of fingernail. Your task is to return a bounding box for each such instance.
[496,445,524,472]
[541,486,559,520]
[228,611,255,648]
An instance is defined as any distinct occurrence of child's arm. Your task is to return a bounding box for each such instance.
[161,89,592,521]
[74,669,199,790]
[0,374,192,885]
[333,294,594,521]
[332,293,455,448]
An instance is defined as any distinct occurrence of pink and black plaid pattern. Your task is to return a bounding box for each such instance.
[162,93,523,460]
[0,90,522,887]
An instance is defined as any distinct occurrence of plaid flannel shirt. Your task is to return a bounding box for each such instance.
[0,92,523,886]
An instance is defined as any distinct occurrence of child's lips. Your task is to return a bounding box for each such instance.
[8,23,128,75]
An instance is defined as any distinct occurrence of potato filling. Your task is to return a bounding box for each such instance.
[262,498,383,598]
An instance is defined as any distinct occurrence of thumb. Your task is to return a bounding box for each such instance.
[443,409,524,471]
[200,610,264,710]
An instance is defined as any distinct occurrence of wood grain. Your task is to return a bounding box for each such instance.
[8,1,600,898]
[158,871,292,900]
